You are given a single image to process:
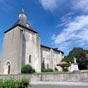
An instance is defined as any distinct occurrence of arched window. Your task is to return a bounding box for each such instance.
[29,55,31,63]
[7,62,10,74]
[47,64,49,69]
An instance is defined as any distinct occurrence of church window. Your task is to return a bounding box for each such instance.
[29,34,32,40]
[47,64,49,69]
[7,62,10,74]
[29,55,31,63]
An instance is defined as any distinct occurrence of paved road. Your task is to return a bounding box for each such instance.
[29,85,88,88]
[29,82,88,88]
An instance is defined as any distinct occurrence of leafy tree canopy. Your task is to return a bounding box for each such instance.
[62,56,73,63]
[62,47,88,70]
[68,47,86,63]
[84,50,88,54]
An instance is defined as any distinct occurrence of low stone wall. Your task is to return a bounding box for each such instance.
[41,72,88,82]
[0,72,88,82]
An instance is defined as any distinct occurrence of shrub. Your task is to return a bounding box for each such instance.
[19,77,29,88]
[55,67,58,71]
[21,64,35,73]
[42,68,53,72]
[0,77,29,88]
[59,64,68,72]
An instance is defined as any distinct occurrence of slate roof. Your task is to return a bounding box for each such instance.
[14,9,34,30]
[4,9,37,34]
[4,24,38,33]
[41,45,64,54]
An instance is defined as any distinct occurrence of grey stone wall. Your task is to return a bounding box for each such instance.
[23,29,41,72]
[0,72,88,82]
[0,25,41,74]
[41,47,64,70]
[0,26,23,74]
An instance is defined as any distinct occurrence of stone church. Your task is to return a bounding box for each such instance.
[0,9,64,74]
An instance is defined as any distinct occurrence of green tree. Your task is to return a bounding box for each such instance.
[68,47,86,63]
[62,56,73,63]
[84,50,88,54]
[67,47,88,70]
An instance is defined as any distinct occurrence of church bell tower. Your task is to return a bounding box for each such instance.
[0,9,41,74]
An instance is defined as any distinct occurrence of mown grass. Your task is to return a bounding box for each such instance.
[32,71,70,75]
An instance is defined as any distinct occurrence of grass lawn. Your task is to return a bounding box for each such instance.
[32,71,70,75]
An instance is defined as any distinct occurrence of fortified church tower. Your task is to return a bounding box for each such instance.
[0,9,41,74]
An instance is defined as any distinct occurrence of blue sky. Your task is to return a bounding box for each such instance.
[0,0,88,56]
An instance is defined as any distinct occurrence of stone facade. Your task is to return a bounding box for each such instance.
[0,9,64,74]
[41,45,64,70]
[1,26,23,74]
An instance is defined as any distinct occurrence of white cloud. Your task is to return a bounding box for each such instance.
[39,0,63,11]
[56,13,73,28]
[52,15,88,55]
[72,0,88,13]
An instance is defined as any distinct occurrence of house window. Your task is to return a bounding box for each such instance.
[29,55,31,63]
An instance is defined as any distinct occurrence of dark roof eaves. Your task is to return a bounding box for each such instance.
[53,49,64,54]
[41,45,64,54]
[41,45,51,49]
[4,24,38,34]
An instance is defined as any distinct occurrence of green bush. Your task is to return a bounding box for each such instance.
[58,64,69,72]
[19,77,29,88]
[55,67,58,71]
[0,77,29,88]
[21,64,35,73]
[42,68,53,72]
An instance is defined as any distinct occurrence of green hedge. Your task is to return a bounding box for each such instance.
[0,77,29,88]
[21,64,35,73]
[41,68,53,72]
